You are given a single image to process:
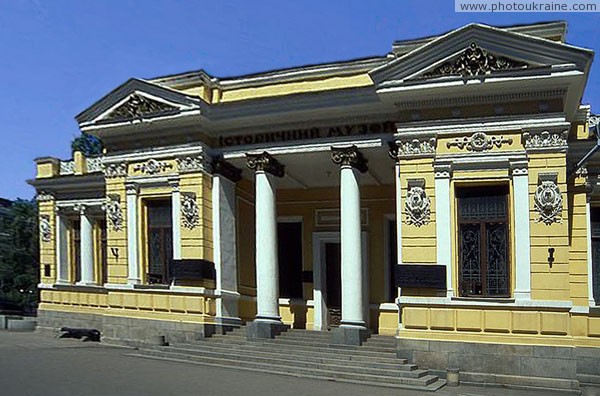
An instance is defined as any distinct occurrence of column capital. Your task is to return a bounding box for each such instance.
[73,203,87,215]
[434,164,452,179]
[168,178,180,192]
[213,156,242,182]
[510,160,529,176]
[331,145,368,173]
[125,182,139,195]
[246,152,284,177]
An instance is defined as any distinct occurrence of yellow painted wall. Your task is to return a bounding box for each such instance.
[39,200,56,284]
[105,177,128,285]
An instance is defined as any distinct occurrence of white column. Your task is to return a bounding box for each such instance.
[77,205,95,285]
[213,174,240,324]
[170,180,181,260]
[512,164,531,301]
[587,199,596,306]
[435,166,454,298]
[126,183,141,285]
[254,170,280,322]
[55,210,69,284]
[340,165,366,328]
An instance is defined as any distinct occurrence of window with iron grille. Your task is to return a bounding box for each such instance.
[457,185,510,298]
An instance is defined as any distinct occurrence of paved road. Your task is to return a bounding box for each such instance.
[0,331,579,396]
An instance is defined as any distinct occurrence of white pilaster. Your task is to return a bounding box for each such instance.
[213,174,240,323]
[77,206,95,285]
[340,165,366,328]
[394,162,403,300]
[512,164,531,301]
[435,166,453,298]
[255,171,281,322]
[55,211,69,284]
[170,180,181,260]
[587,199,596,306]
[126,183,141,285]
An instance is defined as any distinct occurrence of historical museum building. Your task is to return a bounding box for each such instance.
[30,22,600,389]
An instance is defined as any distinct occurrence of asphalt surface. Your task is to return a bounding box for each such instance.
[0,331,581,396]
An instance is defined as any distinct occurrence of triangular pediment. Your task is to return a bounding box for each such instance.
[76,78,203,126]
[103,93,179,121]
[370,23,592,87]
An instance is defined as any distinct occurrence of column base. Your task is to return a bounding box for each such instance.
[331,326,370,346]
[246,320,288,340]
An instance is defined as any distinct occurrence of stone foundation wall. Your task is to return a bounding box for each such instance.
[37,309,225,346]
[397,338,600,391]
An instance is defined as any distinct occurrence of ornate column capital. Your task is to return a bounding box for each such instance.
[510,160,528,176]
[125,182,139,195]
[434,164,452,179]
[73,203,87,215]
[212,156,242,182]
[36,191,55,202]
[246,152,284,177]
[168,178,180,192]
[331,145,368,173]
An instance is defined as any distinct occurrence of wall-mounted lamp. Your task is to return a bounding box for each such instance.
[548,247,555,268]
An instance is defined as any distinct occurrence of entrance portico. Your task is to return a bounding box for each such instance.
[224,137,397,343]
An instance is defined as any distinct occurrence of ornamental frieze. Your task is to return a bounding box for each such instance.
[133,159,173,175]
[40,215,52,242]
[102,195,123,232]
[176,156,208,173]
[522,130,568,151]
[103,163,127,178]
[405,180,431,227]
[423,43,528,78]
[389,137,436,160]
[36,192,54,202]
[105,94,178,120]
[181,193,199,229]
[534,173,563,225]
[331,146,368,173]
[246,152,285,177]
[446,132,512,152]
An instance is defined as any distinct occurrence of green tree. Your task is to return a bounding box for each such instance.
[71,132,103,157]
[0,199,38,312]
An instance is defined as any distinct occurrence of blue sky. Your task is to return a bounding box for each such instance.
[1,0,599,199]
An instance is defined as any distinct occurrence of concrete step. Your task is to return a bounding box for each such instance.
[180,340,406,365]
[162,343,417,372]
[153,345,426,378]
[132,349,445,390]
[268,337,397,353]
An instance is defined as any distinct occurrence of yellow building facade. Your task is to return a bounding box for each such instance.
[30,22,600,389]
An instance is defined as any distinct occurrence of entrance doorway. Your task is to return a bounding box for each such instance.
[324,242,342,328]
[312,231,368,331]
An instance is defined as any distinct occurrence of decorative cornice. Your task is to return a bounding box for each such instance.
[534,173,562,225]
[212,157,242,183]
[522,129,568,151]
[331,145,368,173]
[394,90,566,111]
[389,136,436,160]
[246,152,285,177]
[405,179,431,227]
[105,94,178,120]
[181,193,199,229]
[423,42,528,78]
[176,155,209,174]
[133,158,173,175]
[103,162,127,178]
[102,195,123,232]
[39,215,51,242]
[447,132,512,152]
[36,192,54,202]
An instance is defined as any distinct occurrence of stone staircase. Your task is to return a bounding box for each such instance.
[129,327,446,391]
